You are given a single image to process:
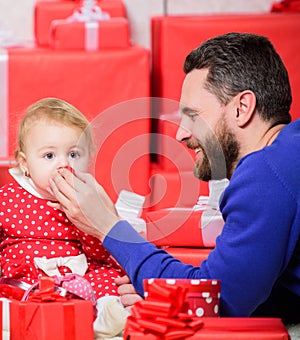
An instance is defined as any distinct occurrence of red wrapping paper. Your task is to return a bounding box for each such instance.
[125,317,290,339]
[146,208,223,248]
[151,14,300,121]
[165,247,212,266]
[35,0,126,46]
[3,46,150,202]
[50,18,130,50]
[149,165,208,212]
[146,209,204,247]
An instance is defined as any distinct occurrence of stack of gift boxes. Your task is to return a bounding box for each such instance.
[0,0,151,205]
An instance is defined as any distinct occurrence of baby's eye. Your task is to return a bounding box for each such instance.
[69,151,79,159]
[44,153,54,160]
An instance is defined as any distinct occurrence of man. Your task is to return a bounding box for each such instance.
[49,32,300,322]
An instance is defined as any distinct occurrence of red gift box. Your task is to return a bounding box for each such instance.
[9,277,94,340]
[165,247,212,266]
[10,299,94,340]
[144,279,221,318]
[35,0,127,46]
[149,165,208,211]
[271,0,300,12]
[125,317,289,339]
[188,318,290,339]
[124,278,221,339]
[1,46,150,202]
[50,18,130,50]
[151,13,300,121]
[146,208,224,247]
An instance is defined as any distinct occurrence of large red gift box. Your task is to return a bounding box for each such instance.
[50,18,130,50]
[10,300,94,340]
[35,0,127,46]
[0,46,150,201]
[125,318,290,339]
[151,13,300,121]
[146,208,224,247]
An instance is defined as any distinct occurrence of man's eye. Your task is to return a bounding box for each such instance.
[188,114,198,122]
[44,153,54,160]
[70,151,79,159]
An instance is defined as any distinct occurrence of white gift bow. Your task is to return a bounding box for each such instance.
[34,253,88,277]
[115,190,147,234]
[69,0,110,23]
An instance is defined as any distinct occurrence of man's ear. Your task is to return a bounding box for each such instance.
[234,90,256,127]
[17,151,29,176]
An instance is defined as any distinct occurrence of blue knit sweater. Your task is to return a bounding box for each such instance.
[103,119,300,316]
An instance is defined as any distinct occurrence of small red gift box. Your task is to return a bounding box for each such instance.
[50,18,130,50]
[34,0,127,46]
[124,278,221,339]
[144,279,220,318]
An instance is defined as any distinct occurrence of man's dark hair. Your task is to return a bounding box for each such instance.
[184,32,292,124]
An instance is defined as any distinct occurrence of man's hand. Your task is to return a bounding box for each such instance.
[115,275,143,311]
[48,168,120,240]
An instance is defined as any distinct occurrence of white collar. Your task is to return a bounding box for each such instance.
[9,167,55,201]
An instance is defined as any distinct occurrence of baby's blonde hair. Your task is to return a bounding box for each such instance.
[15,97,94,158]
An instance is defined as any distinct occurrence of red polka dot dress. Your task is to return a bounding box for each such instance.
[0,181,125,299]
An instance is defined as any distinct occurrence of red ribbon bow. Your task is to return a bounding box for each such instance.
[25,277,68,303]
[124,280,204,340]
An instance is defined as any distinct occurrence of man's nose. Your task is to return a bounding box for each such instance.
[176,123,192,142]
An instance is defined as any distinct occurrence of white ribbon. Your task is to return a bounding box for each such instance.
[0,48,8,158]
[1,297,10,338]
[194,179,229,247]
[115,190,147,234]
[34,253,88,277]
[85,22,99,51]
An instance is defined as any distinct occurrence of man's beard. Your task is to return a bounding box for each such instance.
[188,120,240,181]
